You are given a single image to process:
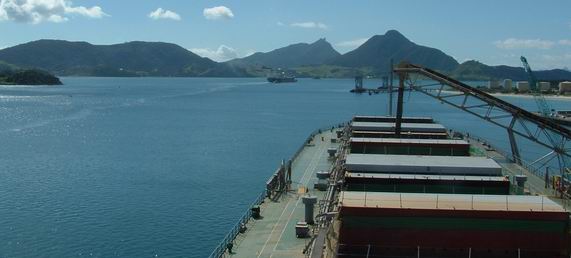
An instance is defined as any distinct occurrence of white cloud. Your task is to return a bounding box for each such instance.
[559,39,571,46]
[485,53,571,70]
[276,21,284,26]
[243,50,256,57]
[336,38,368,48]
[66,5,106,18]
[148,8,180,21]
[534,54,571,69]
[190,45,238,62]
[492,54,571,70]
[0,0,107,24]
[290,21,327,29]
[494,38,555,50]
[540,54,571,61]
[203,6,233,20]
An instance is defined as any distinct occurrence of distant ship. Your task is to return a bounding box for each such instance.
[267,69,297,83]
[267,76,297,83]
[532,110,571,127]
[547,110,571,127]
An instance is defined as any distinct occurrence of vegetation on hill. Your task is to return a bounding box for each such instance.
[449,60,571,81]
[0,31,570,81]
[0,40,247,77]
[227,38,341,69]
[0,69,62,85]
[328,30,459,74]
[292,65,375,78]
[0,61,21,74]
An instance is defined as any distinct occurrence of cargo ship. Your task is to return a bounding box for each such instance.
[267,75,297,83]
[533,110,571,127]
[267,69,297,83]
[552,110,571,127]
[208,63,571,258]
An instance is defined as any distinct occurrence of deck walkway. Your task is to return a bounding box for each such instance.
[469,138,571,210]
[227,131,338,258]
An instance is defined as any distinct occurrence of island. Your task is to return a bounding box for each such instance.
[0,69,62,85]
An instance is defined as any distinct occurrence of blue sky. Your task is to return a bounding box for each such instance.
[0,0,570,69]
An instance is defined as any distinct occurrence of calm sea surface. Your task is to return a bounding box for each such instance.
[0,78,569,258]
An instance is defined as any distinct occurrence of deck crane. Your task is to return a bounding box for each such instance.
[520,56,553,117]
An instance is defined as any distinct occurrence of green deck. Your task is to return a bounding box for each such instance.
[227,131,337,258]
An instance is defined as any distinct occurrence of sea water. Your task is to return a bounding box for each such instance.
[0,78,568,258]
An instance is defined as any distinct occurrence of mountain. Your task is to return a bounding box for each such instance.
[450,60,571,81]
[227,38,341,68]
[0,40,247,77]
[2,35,569,80]
[329,30,459,73]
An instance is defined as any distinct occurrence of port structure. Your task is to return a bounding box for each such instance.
[521,56,553,117]
[394,62,570,176]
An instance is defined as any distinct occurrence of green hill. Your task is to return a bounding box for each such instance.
[449,60,571,81]
[227,38,340,69]
[0,60,18,72]
[0,40,247,77]
[0,69,62,85]
[293,65,374,78]
[2,35,570,80]
[329,30,459,73]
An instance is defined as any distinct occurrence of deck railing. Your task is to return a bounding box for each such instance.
[207,122,348,258]
[451,129,549,178]
[207,189,266,258]
[290,122,349,162]
[450,128,571,209]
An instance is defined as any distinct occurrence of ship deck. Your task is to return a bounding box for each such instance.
[467,136,570,208]
[227,131,338,258]
[215,129,570,258]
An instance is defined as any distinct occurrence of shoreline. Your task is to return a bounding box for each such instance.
[491,92,571,101]
[441,90,571,101]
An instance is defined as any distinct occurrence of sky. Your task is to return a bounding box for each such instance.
[0,0,570,70]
